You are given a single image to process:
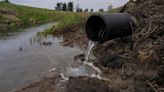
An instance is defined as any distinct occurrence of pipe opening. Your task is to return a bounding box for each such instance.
[86,16,106,42]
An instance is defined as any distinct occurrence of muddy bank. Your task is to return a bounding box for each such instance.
[16,0,164,92]
[15,73,62,92]
[54,24,88,49]
[16,74,113,92]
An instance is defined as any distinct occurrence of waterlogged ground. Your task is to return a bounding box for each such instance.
[0,23,86,92]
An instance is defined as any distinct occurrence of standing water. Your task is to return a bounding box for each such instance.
[0,23,83,92]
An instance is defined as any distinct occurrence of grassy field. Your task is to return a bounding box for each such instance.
[0,2,89,37]
[0,2,62,27]
[0,2,62,36]
[0,2,59,25]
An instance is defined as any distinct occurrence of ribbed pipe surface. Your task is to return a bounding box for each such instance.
[86,13,135,43]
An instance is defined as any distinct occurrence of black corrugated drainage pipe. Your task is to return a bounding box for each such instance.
[85,13,135,43]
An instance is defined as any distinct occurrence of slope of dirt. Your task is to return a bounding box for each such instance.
[94,0,164,91]
[16,0,164,92]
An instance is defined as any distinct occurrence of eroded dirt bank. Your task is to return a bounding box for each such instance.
[16,0,164,92]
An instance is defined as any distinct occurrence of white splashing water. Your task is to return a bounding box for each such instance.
[59,40,108,82]
[66,66,87,77]
[91,74,109,81]
[83,40,102,74]
[59,73,69,81]
[84,62,102,74]
[84,41,98,64]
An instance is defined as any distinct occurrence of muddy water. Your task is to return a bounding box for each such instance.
[0,23,83,92]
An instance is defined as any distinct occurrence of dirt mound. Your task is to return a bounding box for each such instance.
[93,0,164,91]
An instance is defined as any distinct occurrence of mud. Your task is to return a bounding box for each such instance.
[15,73,62,92]
[56,24,88,49]
[66,76,112,92]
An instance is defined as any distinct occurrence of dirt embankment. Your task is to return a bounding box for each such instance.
[94,0,164,91]
[16,0,164,92]
[93,0,164,91]
[0,7,20,32]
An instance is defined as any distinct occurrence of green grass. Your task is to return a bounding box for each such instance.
[0,2,89,37]
[0,2,66,37]
[39,12,89,36]
[39,7,121,36]
[0,2,62,27]
[107,7,121,13]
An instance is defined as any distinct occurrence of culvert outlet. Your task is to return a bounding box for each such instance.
[85,13,135,43]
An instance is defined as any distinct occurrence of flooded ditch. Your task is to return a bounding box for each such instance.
[0,23,82,92]
[0,23,111,92]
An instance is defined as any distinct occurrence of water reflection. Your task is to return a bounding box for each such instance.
[0,23,83,92]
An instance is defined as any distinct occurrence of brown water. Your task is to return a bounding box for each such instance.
[0,23,83,92]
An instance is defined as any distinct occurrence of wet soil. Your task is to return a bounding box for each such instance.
[16,75,113,92]
[56,24,88,49]
[15,73,62,92]
[66,76,112,92]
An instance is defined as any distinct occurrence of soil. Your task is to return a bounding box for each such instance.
[15,73,63,92]
[66,76,113,92]
[54,24,88,49]
[16,0,164,92]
